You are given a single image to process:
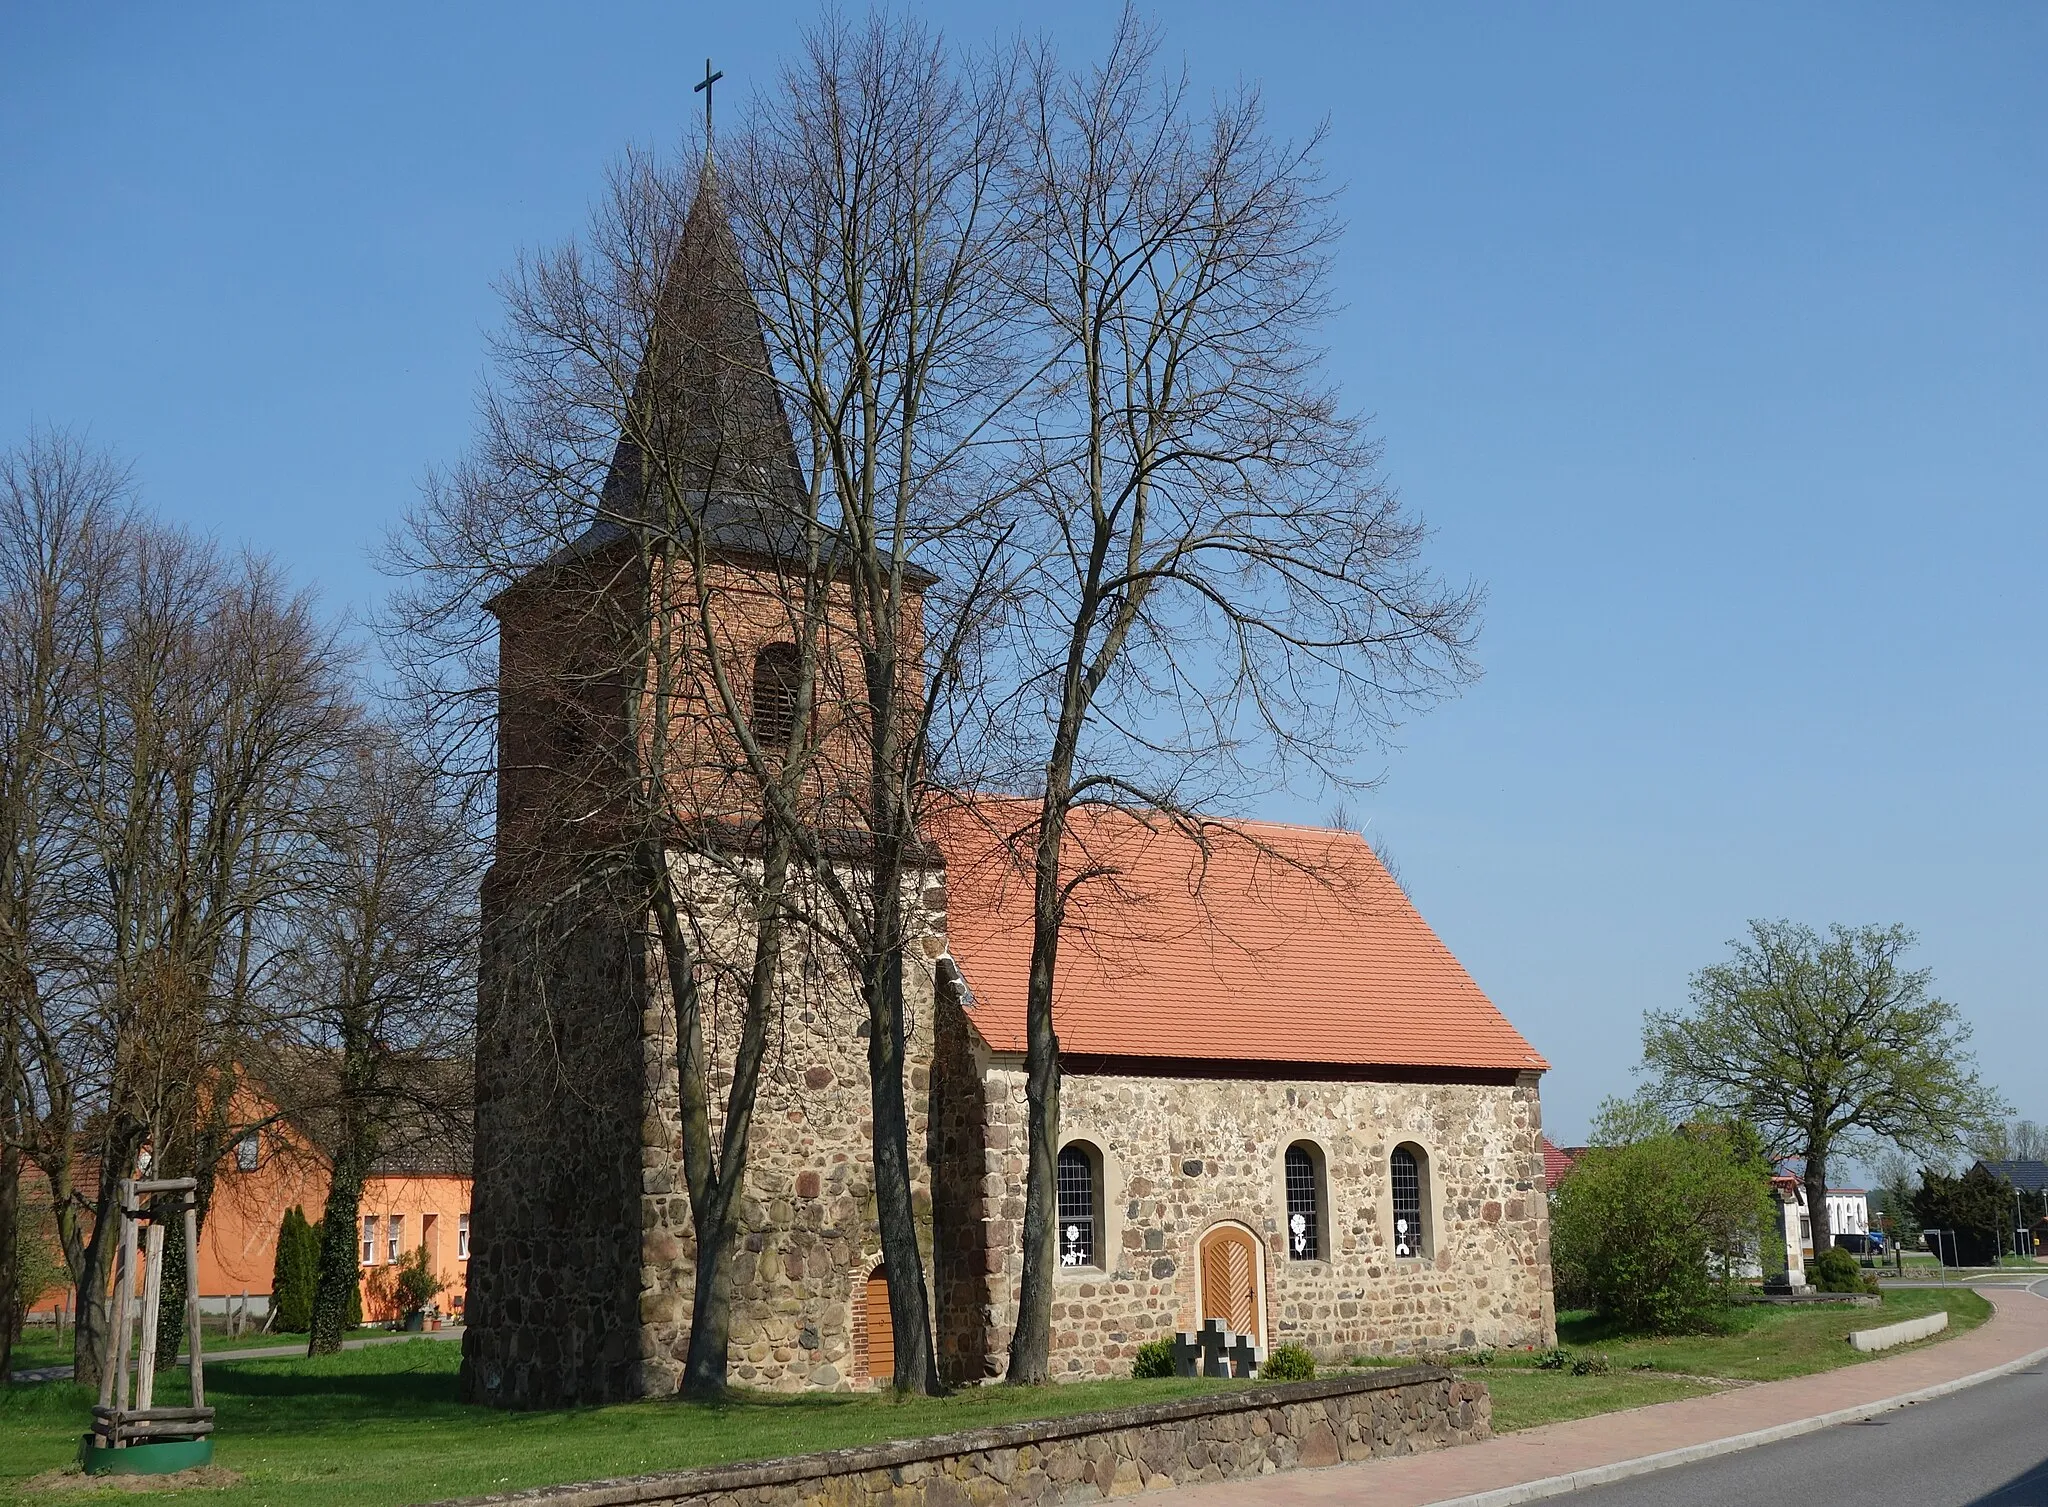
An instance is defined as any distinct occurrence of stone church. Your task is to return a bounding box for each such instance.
[461,166,1557,1410]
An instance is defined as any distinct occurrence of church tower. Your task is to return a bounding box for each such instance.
[461,161,953,1408]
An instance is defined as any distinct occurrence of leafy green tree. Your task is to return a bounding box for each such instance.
[1911,1165,2010,1267]
[1644,921,2002,1254]
[1549,1101,1773,1334]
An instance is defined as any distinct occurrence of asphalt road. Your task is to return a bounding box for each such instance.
[1567,1364,2048,1507]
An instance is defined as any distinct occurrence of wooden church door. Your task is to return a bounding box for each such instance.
[1198,1225,1261,1338]
[863,1268,893,1379]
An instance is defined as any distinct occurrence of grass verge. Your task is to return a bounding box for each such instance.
[0,1289,1997,1503]
[0,1344,1241,1507]
[1344,1288,1993,1433]
[7,1327,384,1373]
[1482,1370,1717,1432]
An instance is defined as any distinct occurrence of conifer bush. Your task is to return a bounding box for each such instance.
[1810,1246,1864,1292]
[271,1207,318,1332]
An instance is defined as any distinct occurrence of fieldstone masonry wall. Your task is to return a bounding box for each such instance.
[957,1038,1555,1379]
[464,866,651,1409]
[635,856,951,1395]
[433,1366,1489,1507]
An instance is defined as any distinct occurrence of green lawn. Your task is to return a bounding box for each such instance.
[1482,1370,1718,1432]
[0,1290,1994,1506]
[0,1344,1243,1507]
[1543,1288,1989,1382]
[7,1325,382,1373]
[1343,1288,1992,1433]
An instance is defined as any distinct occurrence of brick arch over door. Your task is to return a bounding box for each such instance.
[1196,1222,1265,1342]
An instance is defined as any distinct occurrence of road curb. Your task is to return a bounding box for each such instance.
[1430,1284,2048,1507]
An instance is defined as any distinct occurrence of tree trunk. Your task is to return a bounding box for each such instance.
[1011,835,1073,1392]
[67,1126,141,1390]
[661,826,791,1398]
[1006,809,1065,1385]
[866,922,938,1393]
[309,1147,371,1355]
[1804,1146,1831,1257]
[151,1195,187,1373]
[0,1142,20,1383]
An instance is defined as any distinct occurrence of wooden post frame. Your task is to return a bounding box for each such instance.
[85,1176,215,1463]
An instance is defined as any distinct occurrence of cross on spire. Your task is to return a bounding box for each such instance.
[694,57,724,139]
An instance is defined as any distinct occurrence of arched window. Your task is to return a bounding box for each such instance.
[1058,1144,1099,1268]
[1285,1143,1324,1261]
[751,642,801,750]
[1391,1144,1428,1259]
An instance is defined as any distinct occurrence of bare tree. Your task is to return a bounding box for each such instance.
[0,431,354,1384]
[1973,1119,2047,1164]
[718,10,1033,1393]
[0,430,131,1385]
[993,14,1482,1382]
[282,723,480,1355]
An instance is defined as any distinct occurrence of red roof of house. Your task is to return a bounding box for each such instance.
[933,801,1547,1074]
[1541,1138,1583,1192]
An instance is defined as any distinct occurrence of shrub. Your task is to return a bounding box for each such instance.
[1132,1339,1176,1379]
[1262,1344,1316,1381]
[1548,1106,1772,1334]
[1570,1353,1611,1376]
[1535,1347,1571,1371]
[392,1245,446,1317]
[1810,1246,1863,1293]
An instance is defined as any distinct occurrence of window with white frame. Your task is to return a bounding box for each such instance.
[457,1214,470,1261]
[361,1215,377,1265]
[235,1131,260,1172]
[387,1214,404,1264]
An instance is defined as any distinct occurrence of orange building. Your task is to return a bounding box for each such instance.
[28,1083,471,1325]
[200,1112,472,1322]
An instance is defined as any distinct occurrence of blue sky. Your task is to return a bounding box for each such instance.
[5,4,2043,1154]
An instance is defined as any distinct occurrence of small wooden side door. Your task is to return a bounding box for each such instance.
[863,1268,894,1380]
[1198,1226,1260,1337]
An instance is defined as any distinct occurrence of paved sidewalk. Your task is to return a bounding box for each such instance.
[7,1324,464,1384]
[1152,1284,2048,1507]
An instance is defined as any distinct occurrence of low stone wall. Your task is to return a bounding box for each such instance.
[1848,1309,1948,1353]
[435,1365,1488,1507]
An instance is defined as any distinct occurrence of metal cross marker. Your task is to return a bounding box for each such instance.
[694,58,724,137]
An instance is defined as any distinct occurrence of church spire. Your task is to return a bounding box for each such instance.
[598,147,810,558]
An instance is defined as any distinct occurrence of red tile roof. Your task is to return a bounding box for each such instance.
[933,801,1547,1075]
[1541,1138,1583,1192]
